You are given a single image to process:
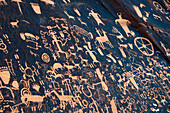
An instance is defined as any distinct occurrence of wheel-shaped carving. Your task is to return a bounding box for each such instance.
[134,37,154,56]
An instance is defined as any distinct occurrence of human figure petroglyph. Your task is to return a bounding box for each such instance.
[35,61,41,69]
[0,1,169,112]
[74,43,83,52]
[95,28,114,48]
[19,62,37,81]
[89,10,105,25]
[115,13,135,37]
[50,33,69,58]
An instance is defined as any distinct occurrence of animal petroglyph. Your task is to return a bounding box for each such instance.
[95,28,114,48]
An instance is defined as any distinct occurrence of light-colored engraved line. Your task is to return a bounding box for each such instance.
[115,13,135,37]
[30,3,41,14]
[89,10,105,25]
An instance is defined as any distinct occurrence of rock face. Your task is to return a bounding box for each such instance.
[0,0,169,112]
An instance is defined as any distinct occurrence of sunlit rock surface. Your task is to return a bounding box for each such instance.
[0,0,169,112]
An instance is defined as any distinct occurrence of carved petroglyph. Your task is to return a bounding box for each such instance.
[40,0,55,6]
[0,1,169,112]
[20,33,41,50]
[134,37,154,56]
[115,13,135,37]
[10,20,19,28]
[0,0,7,5]
[89,10,105,25]
[41,53,50,63]
[95,28,114,48]
[11,0,23,14]
[0,67,10,84]
[160,41,170,56]
[30,3,41,14]
[0,38,8,54]
[64,11,75,20]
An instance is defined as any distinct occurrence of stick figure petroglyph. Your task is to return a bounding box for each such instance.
[89,10,105,25]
